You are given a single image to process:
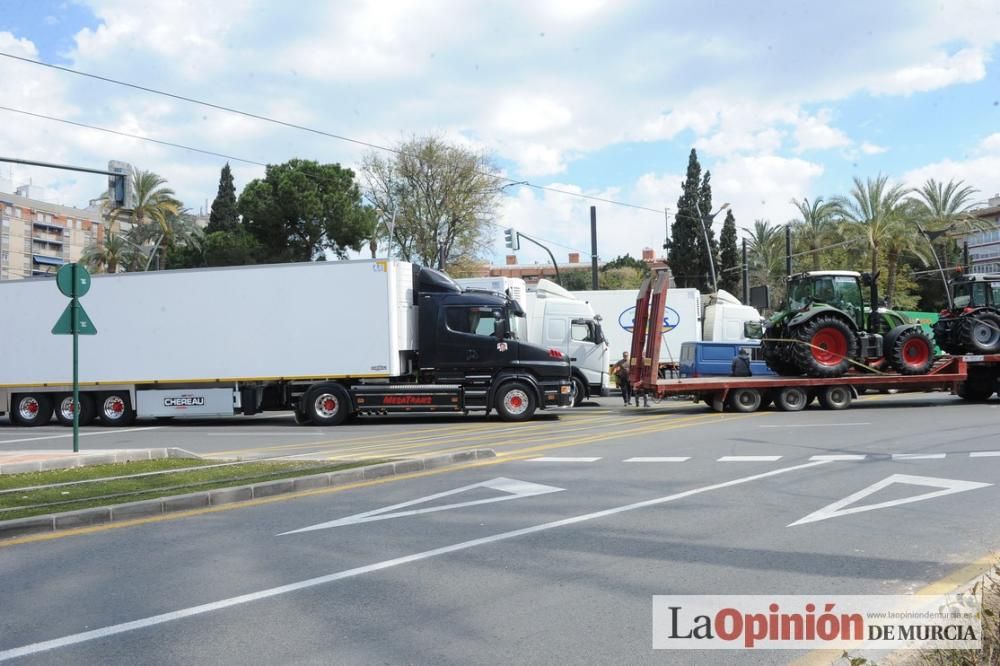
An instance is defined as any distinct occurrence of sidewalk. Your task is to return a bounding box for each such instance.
[0,448,200,474]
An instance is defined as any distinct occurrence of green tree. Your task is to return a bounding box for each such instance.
[600,267,645,289]
[206,163,239,233]
[833,174,911,281]
[746,219,785,308]
[239,159,375,263]
[169,228,263,268]
[80,232,142,274]
[560,270,593,290]
[361,136,501,270]
[698,169,719,288]
[130,212,205,270]
[790,196,839,271]
[718,209,740,295]
[602,254,650,277]
[667,149,708,290]
[105,167,182,236]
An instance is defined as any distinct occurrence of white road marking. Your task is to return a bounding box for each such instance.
[759,423,871,428]
[279,478,564,534]
[0,460,830,662]
[789,474,992,526]
[717,455,782,462]
[0,427,161,445]
[970,451,1000,458]
[892,453,946,460]
[527,456,601,462]
[808,454,867,461]
[624,457,691,463]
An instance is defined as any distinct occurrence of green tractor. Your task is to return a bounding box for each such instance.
[932,273,1000,355]
[760,271,935,378]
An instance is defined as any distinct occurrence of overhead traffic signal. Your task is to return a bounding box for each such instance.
[504,228,520,251]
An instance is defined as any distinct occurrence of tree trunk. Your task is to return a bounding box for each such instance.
[812,241,820,271]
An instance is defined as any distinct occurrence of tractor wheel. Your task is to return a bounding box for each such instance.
[888,328,935,375]
[959,312,1000,354]
[933,320,961,355]
[791,315,857,378]
[766,357,802,376]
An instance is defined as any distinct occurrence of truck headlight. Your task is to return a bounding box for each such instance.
[560,385,571,394]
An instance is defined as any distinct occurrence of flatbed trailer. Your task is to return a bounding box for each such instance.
[628,273,1000,412]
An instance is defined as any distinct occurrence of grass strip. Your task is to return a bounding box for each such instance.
[0,458,381,521]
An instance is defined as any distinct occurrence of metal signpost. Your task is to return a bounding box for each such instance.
[52,263,96,452]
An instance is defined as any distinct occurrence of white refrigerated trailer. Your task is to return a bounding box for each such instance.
[0,260,572,427]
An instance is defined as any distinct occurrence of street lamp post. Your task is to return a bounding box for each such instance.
[692,201,730,293]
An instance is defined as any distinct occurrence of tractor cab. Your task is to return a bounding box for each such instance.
[787,271,866,329]
[950,274,1000,310]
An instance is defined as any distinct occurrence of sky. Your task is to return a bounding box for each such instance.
[1,0,999,266]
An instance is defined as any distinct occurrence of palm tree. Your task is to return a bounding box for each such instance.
[790,197,839,271]
[833,174,911,280]
[104,167,182,235]
[881,200,931,306]
[80,232,143,274]
[129,212,204,270]
[745,219,786,307]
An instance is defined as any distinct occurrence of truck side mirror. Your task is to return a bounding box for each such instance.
[743,320,764,339]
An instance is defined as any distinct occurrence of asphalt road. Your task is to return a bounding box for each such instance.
[2,392,1000,664]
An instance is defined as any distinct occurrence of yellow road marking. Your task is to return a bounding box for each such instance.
[0,412,750,548]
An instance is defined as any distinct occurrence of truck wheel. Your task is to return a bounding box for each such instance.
[792,315,856,377]
[495,381,537,421]
[818,385,852,410]
[775,387,808,412]
[956,380,994,401]
[98,392,136,426]
[10,393,53,427]
[55,393,96,427]
[571,377,586,407]
[888,328,935,375]
[727,388,762,413]
[959,313,1000,354]
[304,383,351,426]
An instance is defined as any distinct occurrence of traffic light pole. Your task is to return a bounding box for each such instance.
[0,157,127,207]
[515,231,561,285]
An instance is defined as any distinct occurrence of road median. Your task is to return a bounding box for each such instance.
[0,449,497,540]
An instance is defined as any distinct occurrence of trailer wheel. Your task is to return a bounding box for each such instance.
[710,393,726,413]
[819,385,852,410]
[956,379,994,401]
[495,381,537,421]
[98,392,136,426]
[10,393,53,427]
[303,383,351,426]
[55,393,96,427]
[775,387,808,412]
[727,388,762,413]
[571,376,586,407]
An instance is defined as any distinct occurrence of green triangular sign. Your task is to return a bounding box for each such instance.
[52,302,97,335]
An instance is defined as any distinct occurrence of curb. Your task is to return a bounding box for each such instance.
[0,448,201,475]
[0,449,497,540]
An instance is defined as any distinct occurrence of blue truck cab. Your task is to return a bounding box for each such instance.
[679,341,776,378]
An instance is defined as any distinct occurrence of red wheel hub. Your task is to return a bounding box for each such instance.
[111,401,123,414]
[323,398,337,412]
[901,338,930,367]
[810,327,848,366]
[510,396,523,408]
[26,401,38,414]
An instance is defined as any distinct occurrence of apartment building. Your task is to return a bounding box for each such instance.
[0,186,105,281]
[964,194,1000,274]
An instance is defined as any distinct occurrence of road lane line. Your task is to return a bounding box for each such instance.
[624,457,690,463]
[759,423,870,428]
[892,453,946,460]
[0,427,162,445]
[0,459,831,662]
[808,454,867,461]
[717,455,782,462]
[527,457,600,462]
[0,412,756,548]
[970,451,1000,457]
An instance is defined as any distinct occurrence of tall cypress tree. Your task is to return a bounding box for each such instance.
[206,163,239,233]
[719,209,740,295]
[698,170,719,292]
[667,149,703,289]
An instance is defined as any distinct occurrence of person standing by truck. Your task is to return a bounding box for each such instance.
[731,347,752,377]
[613,352,633,406]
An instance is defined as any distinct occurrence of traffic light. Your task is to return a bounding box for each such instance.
[108,174,126,209]
[504,228,520,251]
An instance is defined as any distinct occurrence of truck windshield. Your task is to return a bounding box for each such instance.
[787,279,811,310]
[953,282,988,308]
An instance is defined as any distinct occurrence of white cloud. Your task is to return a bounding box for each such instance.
[860,142,888,155]
[712,154,825,227]
[868,48,988,96]
[793,110,851,153]
[902,132,1000,198]
[490,96,573,136]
